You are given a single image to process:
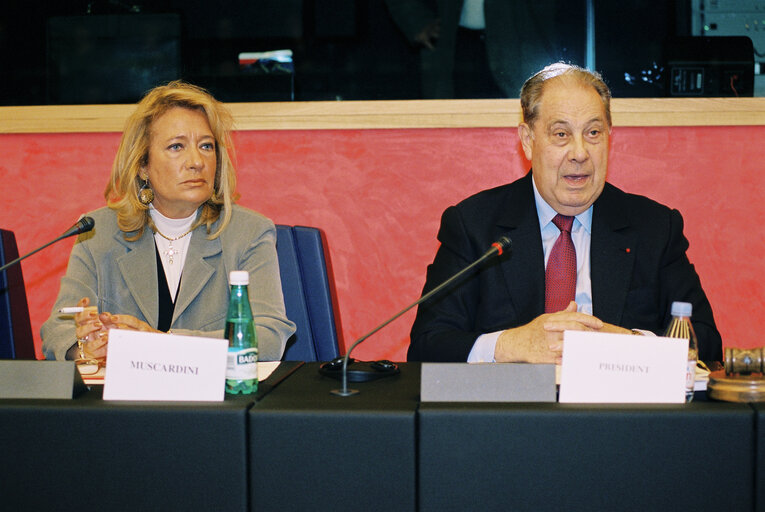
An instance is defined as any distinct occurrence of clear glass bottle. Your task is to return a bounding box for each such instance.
[663,301,698,402]
[225,270,258,394]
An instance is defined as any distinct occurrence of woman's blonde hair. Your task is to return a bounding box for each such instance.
[104,80,238,240]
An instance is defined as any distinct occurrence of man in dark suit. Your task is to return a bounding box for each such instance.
[409,63,722,363]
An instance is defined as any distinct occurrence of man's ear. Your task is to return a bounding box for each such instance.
[518,123,534,161]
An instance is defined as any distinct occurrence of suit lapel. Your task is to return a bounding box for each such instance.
[590,185,637,325]
[172,224,221,324]
[116,229,159,326]
[496,174,546,318]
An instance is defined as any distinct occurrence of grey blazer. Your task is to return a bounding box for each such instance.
[41,205,296,361]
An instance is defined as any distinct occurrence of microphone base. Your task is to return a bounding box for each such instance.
[330,388,359,397]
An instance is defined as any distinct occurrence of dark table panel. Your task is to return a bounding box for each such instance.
[419,401,754,512]
[0,389,250,511]
[249,362,419,512]
[754,402,765,512]
[0,362,303,512]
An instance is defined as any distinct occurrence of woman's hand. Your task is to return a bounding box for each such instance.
[70,297,159,361]
[73,297,108,361]
[98,312,159,334]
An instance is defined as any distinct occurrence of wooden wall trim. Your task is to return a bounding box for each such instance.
[2,97,765,134]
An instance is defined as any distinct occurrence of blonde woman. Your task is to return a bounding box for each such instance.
[42,81,295,361]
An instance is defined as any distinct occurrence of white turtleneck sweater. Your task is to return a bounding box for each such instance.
[149,207,196,302]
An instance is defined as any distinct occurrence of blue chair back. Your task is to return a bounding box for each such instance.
[276,225,341,361]
[0,229,35,359]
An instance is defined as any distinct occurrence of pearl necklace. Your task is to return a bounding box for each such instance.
[154,227,193,265]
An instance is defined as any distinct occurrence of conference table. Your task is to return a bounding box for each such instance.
[0,362,762,512]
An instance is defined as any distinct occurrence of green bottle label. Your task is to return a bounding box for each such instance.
[226,347,258,380]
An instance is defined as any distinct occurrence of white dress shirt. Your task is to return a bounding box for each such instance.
[467,179,593,362]
[459,0,486,30]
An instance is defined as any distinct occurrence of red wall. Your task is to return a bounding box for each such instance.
[1,125,762,360]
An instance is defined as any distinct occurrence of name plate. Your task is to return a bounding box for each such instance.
[559,331,688,403]
[103,329,228,401]
[421,363,556,402]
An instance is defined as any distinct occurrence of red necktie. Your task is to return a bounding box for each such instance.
[545,214,576,313]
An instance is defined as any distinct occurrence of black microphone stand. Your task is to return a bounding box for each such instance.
[0,217,95,274]
[331,236,511,396]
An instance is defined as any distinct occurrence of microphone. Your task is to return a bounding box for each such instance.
[59,216,95,239]
[0,216,95,274]
[328,235,512,396]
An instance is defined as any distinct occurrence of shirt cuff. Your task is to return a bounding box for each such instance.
[467,331,502,362]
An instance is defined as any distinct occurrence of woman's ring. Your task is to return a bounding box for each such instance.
[76,337,88,360]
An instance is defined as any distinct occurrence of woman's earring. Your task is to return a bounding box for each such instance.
[138,177,154,205]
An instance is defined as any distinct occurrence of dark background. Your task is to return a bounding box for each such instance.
[0,0,755,105]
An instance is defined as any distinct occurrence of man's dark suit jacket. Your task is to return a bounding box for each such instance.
[409,172,722,362]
